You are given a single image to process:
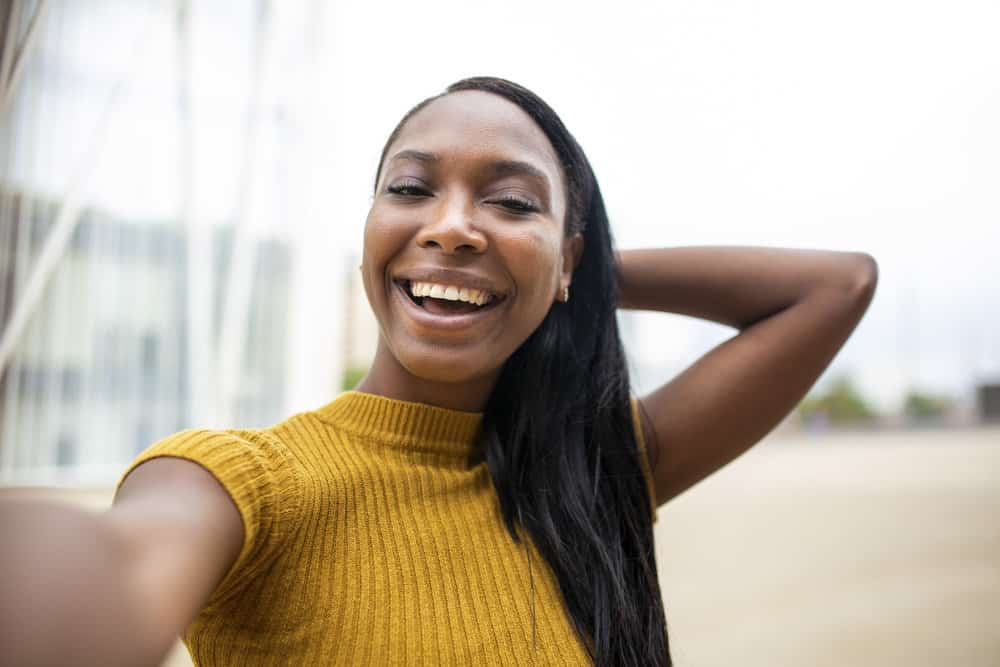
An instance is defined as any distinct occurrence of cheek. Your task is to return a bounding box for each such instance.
[498,228,564,305]
[363,211,411,269]
[361,212,408,308]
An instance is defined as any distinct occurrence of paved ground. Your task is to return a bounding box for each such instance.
[655,427,1000,666]
[9,426,1000,666]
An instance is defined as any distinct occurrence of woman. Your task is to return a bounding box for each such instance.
[0,78,877,666]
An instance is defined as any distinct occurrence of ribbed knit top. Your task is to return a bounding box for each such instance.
[115,391,658,666]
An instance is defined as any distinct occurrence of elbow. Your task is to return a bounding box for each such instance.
[808,252,878,319]
[852,252,878,300]
[840,252,878,306]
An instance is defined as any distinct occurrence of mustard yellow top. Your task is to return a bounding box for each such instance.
[115,391,657,666]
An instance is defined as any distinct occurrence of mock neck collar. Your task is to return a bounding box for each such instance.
[312,390,484,456]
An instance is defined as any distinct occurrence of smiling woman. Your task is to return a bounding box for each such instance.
[0,77,876,667]
[354,80,668,664]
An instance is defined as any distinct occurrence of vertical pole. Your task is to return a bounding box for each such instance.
[176,0,216,427]
[281,0,345,415]
[0,0,22,97]
[215,0,270,425]
[0,0,50,119]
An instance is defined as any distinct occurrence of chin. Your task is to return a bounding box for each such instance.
[399,348,500,386]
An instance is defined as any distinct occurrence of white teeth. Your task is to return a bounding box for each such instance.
[408,281,496,306]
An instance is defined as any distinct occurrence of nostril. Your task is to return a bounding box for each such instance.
[419,239,484,253]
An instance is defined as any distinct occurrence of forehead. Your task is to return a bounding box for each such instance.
[386,90,563,182]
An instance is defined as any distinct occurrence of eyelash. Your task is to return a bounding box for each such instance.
[386,181,539,214]
[386,180,428,197]
[490,195,539,214]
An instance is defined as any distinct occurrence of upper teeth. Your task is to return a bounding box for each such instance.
[410,281,495,306]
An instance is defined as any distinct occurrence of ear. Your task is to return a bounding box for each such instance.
[558,233,584,302]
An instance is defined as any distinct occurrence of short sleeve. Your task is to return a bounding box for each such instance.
[630,398,659,524]
[114,428,302,606]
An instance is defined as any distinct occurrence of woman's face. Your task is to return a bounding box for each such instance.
[362,90,579,386]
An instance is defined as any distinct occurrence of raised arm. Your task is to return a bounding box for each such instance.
[0,458,244,666]
[617,246,878,505]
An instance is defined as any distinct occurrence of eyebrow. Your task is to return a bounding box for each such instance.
[389,149,438,165]
[488,159,551,190]
[389,150,552,191]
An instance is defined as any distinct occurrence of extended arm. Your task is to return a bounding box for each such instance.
[617,246,878,504]
[0,458,244,666]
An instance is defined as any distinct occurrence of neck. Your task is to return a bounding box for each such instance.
[355,341,499,413]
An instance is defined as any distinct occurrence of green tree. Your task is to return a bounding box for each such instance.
[902,390,953,420]
[798,375,878,426]
[341,366,368,391]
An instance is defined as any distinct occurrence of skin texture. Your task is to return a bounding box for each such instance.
[0,89,877,664]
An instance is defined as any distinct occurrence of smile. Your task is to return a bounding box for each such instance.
[409,281,498,307]
[392,278,507,330]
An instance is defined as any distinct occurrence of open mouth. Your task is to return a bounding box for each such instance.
[395,279,506,317]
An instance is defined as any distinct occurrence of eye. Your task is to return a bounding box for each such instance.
[386,178,430,197]
[490,194,540,214]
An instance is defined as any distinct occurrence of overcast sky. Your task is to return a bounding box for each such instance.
[313,0,1000,409]
[18,0,1000,412]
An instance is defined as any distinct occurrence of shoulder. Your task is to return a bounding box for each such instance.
[115,427,305,603]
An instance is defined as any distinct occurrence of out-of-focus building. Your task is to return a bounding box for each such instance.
[977,383,1000,423]
[0,2,347,485]
[0,189,292,483]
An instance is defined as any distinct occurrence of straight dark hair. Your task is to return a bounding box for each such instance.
[374,77,670,666]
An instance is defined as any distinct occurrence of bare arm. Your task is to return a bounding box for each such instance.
[617,246,878,505]
[0,458,244,666]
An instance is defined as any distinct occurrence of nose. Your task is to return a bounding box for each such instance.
[415,195,487,254]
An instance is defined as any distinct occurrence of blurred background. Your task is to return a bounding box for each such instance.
[0,0,997,665]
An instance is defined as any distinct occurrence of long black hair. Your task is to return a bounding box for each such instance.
[374,77,670,666]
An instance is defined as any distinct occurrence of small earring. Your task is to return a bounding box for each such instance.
[563,286,570,302]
